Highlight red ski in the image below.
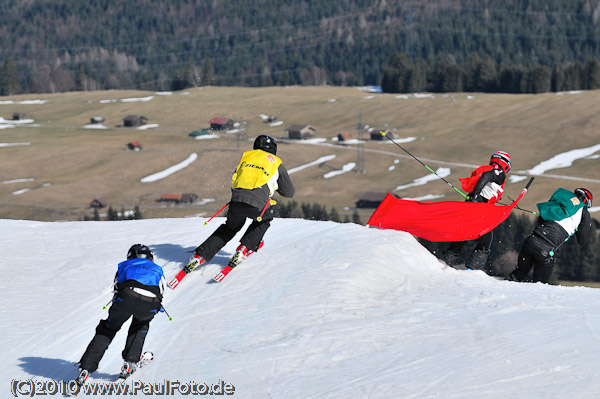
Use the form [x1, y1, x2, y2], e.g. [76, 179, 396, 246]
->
[167, 255, 205, 289]
[213, 242, 263, 283]
[213, 265, 234, 283]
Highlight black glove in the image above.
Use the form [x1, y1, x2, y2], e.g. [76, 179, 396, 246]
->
[468, 193, 481, 202]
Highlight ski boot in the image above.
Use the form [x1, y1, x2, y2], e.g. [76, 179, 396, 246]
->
[184, 254, 206, 273]
[505, 272, 519, 281]
[119, 361, 137, 379]
[439, 248, 461, 267]
[228, 241, 264, 268]
[228, 245, 249, 268]
[75, 368, 89, 387]
[465, 248, 490, 270]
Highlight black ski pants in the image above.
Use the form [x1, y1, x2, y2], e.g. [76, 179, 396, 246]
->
[510, 236, 555, 283]
[196, 201, 272, 261]
[79, 288, 161, 372]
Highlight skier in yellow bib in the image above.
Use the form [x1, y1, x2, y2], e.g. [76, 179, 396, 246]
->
[190, 134, 295, 270]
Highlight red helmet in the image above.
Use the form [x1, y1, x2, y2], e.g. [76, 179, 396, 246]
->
[490, 151, 511, 173]
[574, 188, 593, 208]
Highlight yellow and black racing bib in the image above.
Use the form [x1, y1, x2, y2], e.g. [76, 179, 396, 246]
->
[232, 150, 282, 190]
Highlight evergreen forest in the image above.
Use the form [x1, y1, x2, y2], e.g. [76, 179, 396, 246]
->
[2, 0, 600, 94]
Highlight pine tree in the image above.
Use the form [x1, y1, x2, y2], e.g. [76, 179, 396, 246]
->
[551, 65, 566, 92]
[381, 53, 412, 93]
[584, 59, 600, 90]
[107, 206, 119, 221]
[201, 58, 215, 86]
[171, 66, 194, 91]
[311, 203, 328, 221]
[329, 207, 341, 222]
[352, 210, 362, 225]
[527, 65, 551, 93]
[432, 55, 464, 92]
[562, 62, 582, 91]
[477, 56, 498, 92]
[301, 202, 312, 220]
[580, 226, 598, 281]
[0, 57, 20, 95]
[498, 66, 528, 93]
[132, 205, 142, 220]
[75, 65, 86, 91]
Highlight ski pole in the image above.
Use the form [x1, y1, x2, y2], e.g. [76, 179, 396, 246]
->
[549, 230, 577, 257]
[257, 199, 271, 222]
[499, 178, 538, 215]
[380, 131, 468, 199]
[204, 202, 229, 225]
[161, 305, 173, 321]
[499, 200, 538, 215]
[102, 298, 113, 310]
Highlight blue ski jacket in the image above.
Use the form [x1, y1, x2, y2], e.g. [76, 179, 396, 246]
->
[115, 258, 165, 298]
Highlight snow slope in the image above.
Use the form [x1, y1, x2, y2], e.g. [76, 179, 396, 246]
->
[2, 218, 600, 398]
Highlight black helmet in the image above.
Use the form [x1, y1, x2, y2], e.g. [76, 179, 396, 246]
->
[253, 134, 277, 155]
[127, 244, 154, 261]
[574, 188, 593, 208]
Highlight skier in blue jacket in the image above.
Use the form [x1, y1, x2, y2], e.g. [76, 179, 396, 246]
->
[77, 244, 165, 384]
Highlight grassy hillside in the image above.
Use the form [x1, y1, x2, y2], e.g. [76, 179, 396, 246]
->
[0, 86, 599, 222]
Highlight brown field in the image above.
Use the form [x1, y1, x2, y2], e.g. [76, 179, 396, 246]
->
[0, 86, 599, 222]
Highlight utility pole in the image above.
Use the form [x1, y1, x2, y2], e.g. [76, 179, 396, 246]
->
[356, 111, 365, 173]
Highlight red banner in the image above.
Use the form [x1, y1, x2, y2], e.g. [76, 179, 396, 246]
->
[367, 191, 527, 242]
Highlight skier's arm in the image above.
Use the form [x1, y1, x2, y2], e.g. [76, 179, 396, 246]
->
[158, 274, 166, 297]
[575, 208, 592, 245]
[470, 168, 505, 201]
[113, 271, 119, 292]
[276, 164, 295, 198]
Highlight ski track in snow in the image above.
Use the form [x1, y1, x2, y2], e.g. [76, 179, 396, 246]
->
[3, 218, 600, 398]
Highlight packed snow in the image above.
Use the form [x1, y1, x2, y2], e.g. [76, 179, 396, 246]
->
[323, 162, 356, 179]
[140, 153, 198, 183]
[0, 117, 35, 125]
[524, 144, 600, 175]
[2, 178, 35, 184]
[136, 123, 159, 130]
[11, 188, 30, 195]
[0, 99, 47, 105]
[2, 217, 600, 399]
[395, 93, 436, 100]
[193, 134, 220, 140]
[83, 124, 108, 130]
[0, 142, 31, 147]
[287, 155, 337, 174]
[100, 96, 155, 104]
